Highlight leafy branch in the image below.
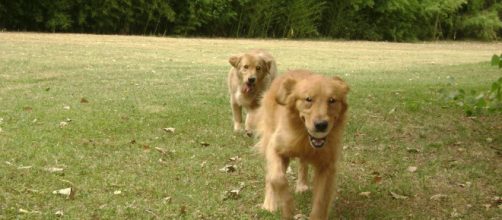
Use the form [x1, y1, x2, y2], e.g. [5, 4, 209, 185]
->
[440, 54, 502, 116]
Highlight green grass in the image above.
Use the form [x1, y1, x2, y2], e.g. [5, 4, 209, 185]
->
[1, 33, 501, 219]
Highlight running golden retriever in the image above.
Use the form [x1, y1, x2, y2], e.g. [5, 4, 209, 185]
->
[256, 69, 349, 219]
[227, 49, 277, 135]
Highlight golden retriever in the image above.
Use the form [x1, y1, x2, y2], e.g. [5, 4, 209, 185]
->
[256, 69, 349, 219]
[228, 49, 277, 135]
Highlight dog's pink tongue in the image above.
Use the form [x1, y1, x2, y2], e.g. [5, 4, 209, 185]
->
[242, 84, 251, 94]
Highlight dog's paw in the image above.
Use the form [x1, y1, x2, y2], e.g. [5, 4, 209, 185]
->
[295, 184, 309, 193]
[262, 198, 278, 212]
[233, 123, 243, 133]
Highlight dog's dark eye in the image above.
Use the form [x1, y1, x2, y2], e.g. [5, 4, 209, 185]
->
[243, 65, 249, 69]
[256, 66, 261, 71]
[305, 97, 313, 102]
[329, 98, 336, 104]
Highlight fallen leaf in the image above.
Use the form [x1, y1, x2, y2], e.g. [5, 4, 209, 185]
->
[390, 191, 408, 200]
[113, 190, 122, 195]
[53, 188, 72, 196]
[200, 161, 207, 168]
[407, 166, 418, 173]
[179, 205, 187, 215]
[130, 140, 136, 144]
[59, 121, 68, 128]
[52, 187, 76, 199]
[373, 175, 383, 184]
[163, 196, 172, 204]
[44, 167, 64, 174]
[80, 98, 89, 103]
[19, 208, 30, 214]
[63, 105, 70, 110]
[155, 147, 167, 154]
[27, 189, 39, 193]
[238, 182, 246, 189]
[430, 194, 447, 201]
[450, 208, 461, 218]
[219, 164, 237, 173]
[23, 106, 32, 112]
[229, 156, 241, 162]
[483, 204, 492, 210]
[388, 107, 396, 114]
[406, 147, 421, 153]
[145, 209, 159, 218]
[55, 210, 64, 217]
[359, 191, 371, 197]
[222, 189, 241, 200]
[294, 214, 308, 220]
[458, 181, 472, 188]
[158, 158, 167, 164]
[17, 165, 32, 170]
[200, 142, 210, 147]
[486, 138, 493, 143]
[492, 196, 502, 204]
[162, 127, 175, 133]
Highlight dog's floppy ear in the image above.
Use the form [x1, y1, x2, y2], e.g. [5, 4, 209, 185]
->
[333, 76, 350, 114]
[264, 60, 273, 74]
[275, 77, 296, 105]
[333, 76, 350, 95]
[259, 55, 273, 73]
[229, 54, 242, 68]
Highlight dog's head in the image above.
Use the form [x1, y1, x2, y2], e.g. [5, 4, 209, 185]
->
[229, 53, 273, 94]
[276, 73, 349, 149]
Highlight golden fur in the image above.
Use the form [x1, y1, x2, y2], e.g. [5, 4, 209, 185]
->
[227, 49, 277, 135]
[256, 70, 349, 219]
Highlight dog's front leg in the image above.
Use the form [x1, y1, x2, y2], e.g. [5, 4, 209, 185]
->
[295, 159, 309, 193]
[310, 165, 336, 220]
[230, 100, 243, 132]
[244, 109, 258, 136]
[263, 150, 293, 219]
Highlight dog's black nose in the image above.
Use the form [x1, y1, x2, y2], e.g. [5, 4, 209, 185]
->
[314, 120, 328, 132]
[248, 77, 256, 84]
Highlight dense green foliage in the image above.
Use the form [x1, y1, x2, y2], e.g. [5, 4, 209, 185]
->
[1, 0, 502, 41]
[440, 55, 502, 115]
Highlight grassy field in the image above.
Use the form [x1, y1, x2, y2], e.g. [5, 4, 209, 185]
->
[0, 33, 501, 219]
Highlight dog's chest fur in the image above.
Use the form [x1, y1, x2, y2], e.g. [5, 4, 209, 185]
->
[234, 88, 258, 107]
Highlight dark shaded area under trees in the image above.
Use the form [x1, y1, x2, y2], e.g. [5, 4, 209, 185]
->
[0, 0, 501, 41]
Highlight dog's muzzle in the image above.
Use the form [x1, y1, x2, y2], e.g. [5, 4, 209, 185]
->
[309, 134, 326, 148]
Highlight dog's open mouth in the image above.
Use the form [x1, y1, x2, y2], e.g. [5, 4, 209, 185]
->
[309, 135, 326, 149]
[242, 83, 254, 94]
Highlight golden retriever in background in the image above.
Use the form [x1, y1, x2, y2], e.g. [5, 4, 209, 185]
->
[228, 49, 277, 135]
[256, 69, 349, 219]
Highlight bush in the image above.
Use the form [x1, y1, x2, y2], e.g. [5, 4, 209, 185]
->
[440, 55, 502, 116]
